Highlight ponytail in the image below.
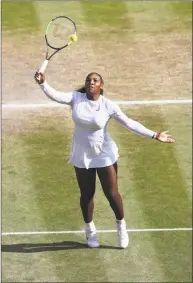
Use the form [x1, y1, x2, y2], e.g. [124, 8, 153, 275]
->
[76, 86, 86, 93]
[76, 86, 104, 95]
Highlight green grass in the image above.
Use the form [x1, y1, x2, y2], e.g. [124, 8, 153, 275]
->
[124, 1, 192, 35]
[2, 1, 40, 33]
[170, 1, 192, 15]
[113, 105, 192, 229]
[2, 104, 192, 282]
[2, 1, 192, 35]
[81, 1, 132, 29]
[81, 1, 192, 33]
[2, 232, 192, 282]
[2, 1, 192, 281]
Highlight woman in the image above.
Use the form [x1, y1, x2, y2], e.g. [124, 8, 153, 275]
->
[34, 71, 175, 249]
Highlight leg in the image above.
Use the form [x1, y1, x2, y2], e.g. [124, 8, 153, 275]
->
[97, 162, 129, 248]
[74, 167, 96, 223]
[74, 166, 99, 248]
[97, 162, 124, 220]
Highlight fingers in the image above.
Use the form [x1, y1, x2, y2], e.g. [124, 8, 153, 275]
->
[160, 130, 168, 136]
[167, 138, 175, 143]
[160, 137, 175, 143]
[34, 70, 45, 84]
[34, 70, 42, 76]
[34, 72, 39, 79]
[34, 72, 40, 81]
[161, 130, 175, 142]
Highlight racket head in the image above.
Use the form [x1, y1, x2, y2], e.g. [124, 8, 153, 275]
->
[45, 15, 77, 50]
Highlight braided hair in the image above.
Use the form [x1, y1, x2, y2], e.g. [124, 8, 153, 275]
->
[76, 72, 104, 95]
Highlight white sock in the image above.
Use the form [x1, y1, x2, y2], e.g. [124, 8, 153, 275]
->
[85, 221, 96, 233]
[116, 218, 126, 225]
[116, 218, 126, 229]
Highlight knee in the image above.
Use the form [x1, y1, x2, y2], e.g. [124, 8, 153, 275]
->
[106, 191, 120, 203]
[80, 194, 94, 204]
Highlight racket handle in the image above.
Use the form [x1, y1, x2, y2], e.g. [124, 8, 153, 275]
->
[39, 59, 49, 73]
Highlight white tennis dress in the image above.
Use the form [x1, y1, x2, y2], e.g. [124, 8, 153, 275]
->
[40, 82, 156, 169]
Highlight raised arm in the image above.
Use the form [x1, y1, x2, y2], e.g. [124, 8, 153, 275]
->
[34, 71, 74, 105]
[110, 103, 175, 143]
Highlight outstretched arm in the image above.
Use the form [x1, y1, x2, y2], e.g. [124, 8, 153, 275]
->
[34, 71, 74, 105]
[111, 104, 175, 143]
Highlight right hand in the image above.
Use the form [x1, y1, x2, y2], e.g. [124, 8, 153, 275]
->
[34, 71, 45, 84]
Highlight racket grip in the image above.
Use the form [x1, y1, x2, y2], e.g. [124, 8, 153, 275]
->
[39, 59, 49, 73]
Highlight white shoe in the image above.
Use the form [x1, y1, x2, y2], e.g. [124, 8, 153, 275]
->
[116, 219, 129, 249]
[85, 221, 100, 248]
[86, 231, 100, 248]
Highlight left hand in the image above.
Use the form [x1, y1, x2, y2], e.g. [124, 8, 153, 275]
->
[155, 131, 175, 143]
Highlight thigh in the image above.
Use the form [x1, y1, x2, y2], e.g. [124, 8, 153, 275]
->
[74, 167, 96, 196]
[97, 163, 118, 196]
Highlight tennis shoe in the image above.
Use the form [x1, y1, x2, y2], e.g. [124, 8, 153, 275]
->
[86, 231, 100, 248]
[116, 220, 129, 249]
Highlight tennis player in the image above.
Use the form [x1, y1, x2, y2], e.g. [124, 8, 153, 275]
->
[34, 71, 175, 248]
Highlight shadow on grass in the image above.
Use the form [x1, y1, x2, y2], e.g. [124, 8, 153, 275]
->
[2, 241, 120, 253]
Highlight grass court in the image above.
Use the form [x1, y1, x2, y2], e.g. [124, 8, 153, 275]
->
[2, 1, 192, 282]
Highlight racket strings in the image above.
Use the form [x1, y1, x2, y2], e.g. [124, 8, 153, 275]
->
[46, 18, 76, 49]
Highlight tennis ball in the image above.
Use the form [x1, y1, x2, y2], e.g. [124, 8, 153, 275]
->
[70, 34, 77, 42]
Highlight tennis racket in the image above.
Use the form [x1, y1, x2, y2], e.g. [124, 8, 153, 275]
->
[38, 15, 77, 74]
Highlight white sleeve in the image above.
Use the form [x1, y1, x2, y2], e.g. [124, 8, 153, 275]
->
[40, 81, 74, 105]
[110, 103, 156, 138]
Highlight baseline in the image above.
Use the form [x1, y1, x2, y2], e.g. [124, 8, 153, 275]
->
[2, 227, 192, 236]
[2, 99, 192, 109]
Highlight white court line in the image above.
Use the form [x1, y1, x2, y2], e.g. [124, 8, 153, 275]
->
[2, 99, 192, 109]
[2, 227, 192, 236]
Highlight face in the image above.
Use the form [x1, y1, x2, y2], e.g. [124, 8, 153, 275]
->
[85, 73, 103, 98]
